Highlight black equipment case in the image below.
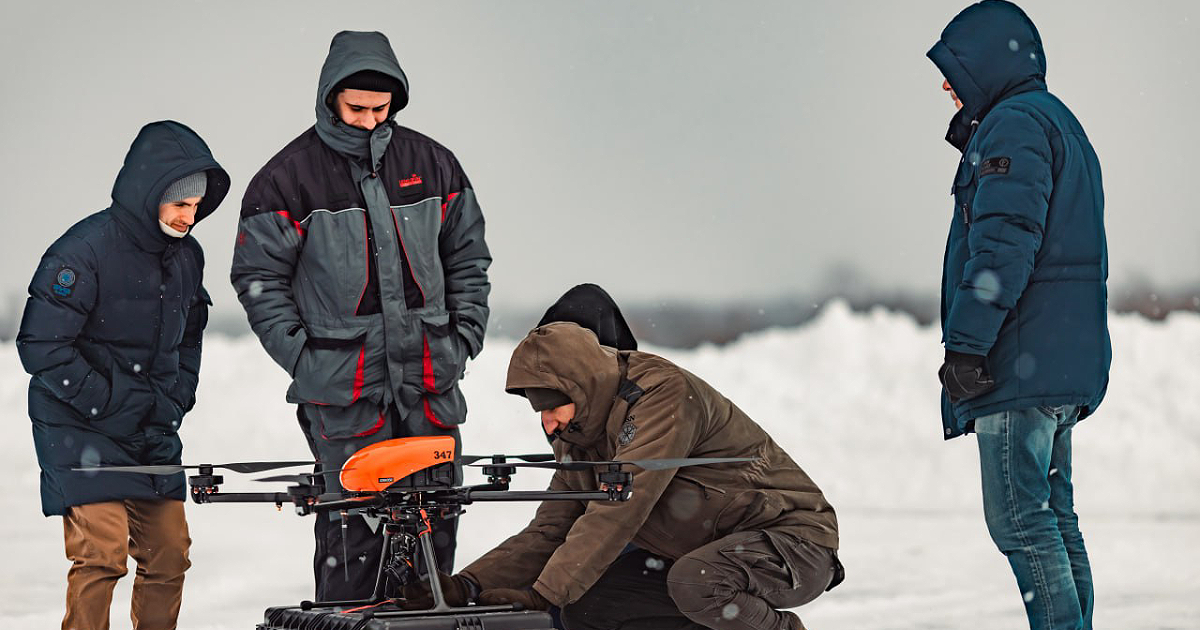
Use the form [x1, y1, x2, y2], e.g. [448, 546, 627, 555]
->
[258, 605, 556, 630]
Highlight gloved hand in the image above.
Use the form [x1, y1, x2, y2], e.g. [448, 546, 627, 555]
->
[477, 587, 552, 611]
[399, 572, 477, 610]
[938, 350, 996, 402]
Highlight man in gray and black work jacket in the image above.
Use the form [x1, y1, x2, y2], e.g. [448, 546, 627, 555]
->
[231, 30, 491, 601]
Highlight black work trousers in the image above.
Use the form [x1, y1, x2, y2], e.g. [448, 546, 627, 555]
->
[299, 402, 461, 602]
[561, 531, 841, 630]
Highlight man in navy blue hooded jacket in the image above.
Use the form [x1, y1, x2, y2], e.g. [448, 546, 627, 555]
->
[16, 121, 229, 630]
[928, 3, 1109, 629]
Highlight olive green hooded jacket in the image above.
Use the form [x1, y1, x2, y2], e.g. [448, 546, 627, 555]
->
[461, 322, 837, 606]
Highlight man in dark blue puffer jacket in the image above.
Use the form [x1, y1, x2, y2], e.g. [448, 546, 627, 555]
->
[16, 120, 229, 630]
[928, 3, 1109, 629]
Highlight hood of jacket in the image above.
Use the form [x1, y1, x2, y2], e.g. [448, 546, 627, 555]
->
[537, 283, 638, 351]
[109, 120, 230, 253]
[927, 0, 1047, 149]
[315, 30, 410, 164]
[505, 322, 621, 449]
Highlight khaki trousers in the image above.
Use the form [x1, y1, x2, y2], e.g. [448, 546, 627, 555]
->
[61, 499, 191, 630]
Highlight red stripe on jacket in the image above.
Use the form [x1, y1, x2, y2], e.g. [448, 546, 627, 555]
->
[441, 192, 460, 224]
[275, 210, 305, 238]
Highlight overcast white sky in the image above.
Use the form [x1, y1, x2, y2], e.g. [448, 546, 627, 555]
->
[1, 0, 1196, 319]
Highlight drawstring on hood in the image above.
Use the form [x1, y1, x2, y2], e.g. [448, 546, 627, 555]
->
[109, 121, 229, 254]
[315, 31, 410, 167]
[927, 0, 1047, 150]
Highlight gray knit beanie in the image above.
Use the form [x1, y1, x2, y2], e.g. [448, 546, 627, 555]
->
[160, 172, 207, 205]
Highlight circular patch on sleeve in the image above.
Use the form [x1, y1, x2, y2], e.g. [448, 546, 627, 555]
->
[56, 268, 77, 287]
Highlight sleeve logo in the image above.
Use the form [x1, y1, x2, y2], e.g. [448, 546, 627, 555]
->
[980, 156, 1011, 177]
[53, 267, 76, 297]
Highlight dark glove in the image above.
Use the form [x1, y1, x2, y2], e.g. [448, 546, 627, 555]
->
[938, 350, 996, 402]
[399, 572, 477, 610]
[477, 587, 551, 611]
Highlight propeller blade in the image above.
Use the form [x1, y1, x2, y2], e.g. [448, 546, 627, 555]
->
[459, 453, 555, 465]
[73, 460, 316, 475]
[219, 461, 316, 474]
[466, 457, 757, 472]
[254, 466, 351, 483]
[466, 461, 592, 471]
[73, 464, 191, 475]
[622, 457, 758, 471]
[254, 474, 317, 484]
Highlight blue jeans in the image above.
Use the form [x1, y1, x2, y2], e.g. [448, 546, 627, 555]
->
[975, 405, 1093, 630]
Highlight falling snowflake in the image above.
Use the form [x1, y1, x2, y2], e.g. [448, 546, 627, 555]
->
[1008, 39, 1020, 52]
[1015, 353, 1037, 380]
[80, 445, 101, 470]
[972, 270, 1002, 304]
[133, 364, 142, 373]
[722, 604, 740, 620]
[1023, 590, 1035, 603]
[248, 280, 265, 299]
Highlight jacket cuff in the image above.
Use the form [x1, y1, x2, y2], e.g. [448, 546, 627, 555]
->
[269, 325, 308, 376]
[532, 579, 567, 608]
[944, 349, 986, 368]
[944, 291, 1007, 356]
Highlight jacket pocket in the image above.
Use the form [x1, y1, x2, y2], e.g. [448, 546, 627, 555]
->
[418, 387, 468, 429]
[953, 159, 977, 228]
[93, 360, 153, 438]
[714, 490, 788, 538]
[419, 312, 466, 394]
[304, 400, 386, 440]
[288, 323, 370, 407]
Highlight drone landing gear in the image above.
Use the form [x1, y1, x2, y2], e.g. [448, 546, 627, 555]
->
[301, 508, 518, 619]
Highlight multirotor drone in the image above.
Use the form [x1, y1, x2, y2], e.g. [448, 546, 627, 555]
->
[79, 436, 752, 628]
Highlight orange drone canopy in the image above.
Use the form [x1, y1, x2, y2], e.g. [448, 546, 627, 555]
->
[340, 436, 457, 492]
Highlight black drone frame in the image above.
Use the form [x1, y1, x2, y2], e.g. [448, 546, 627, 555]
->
[188, 456, 637, 619]
[77, 453, 754, 620]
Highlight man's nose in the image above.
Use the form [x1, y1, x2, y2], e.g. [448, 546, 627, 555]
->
[541, 413, 556, 435]
[360, 115, 376, 131]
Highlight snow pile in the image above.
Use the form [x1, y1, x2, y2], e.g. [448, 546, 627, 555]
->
[1, 301, 1197, 628]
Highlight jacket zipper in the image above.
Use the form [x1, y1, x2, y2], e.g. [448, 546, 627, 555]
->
[959, 119, 981, 230]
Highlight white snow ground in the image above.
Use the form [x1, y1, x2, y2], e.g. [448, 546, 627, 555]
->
[0, 301, 1196, 629]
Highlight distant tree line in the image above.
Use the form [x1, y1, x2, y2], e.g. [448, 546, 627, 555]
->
[1, 284, 1197, 349]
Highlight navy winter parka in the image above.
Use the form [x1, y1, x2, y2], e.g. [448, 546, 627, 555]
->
[928, 1, 1110, 439]
[16, 121, 229, 515]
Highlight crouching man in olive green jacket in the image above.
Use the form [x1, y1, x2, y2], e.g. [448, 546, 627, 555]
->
[416, 322, 843, 630]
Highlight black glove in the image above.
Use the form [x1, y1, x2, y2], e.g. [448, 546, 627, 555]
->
[477, 587, 551, 611]
[399, 572, 477, 610]
[938, 350, 996, 402]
